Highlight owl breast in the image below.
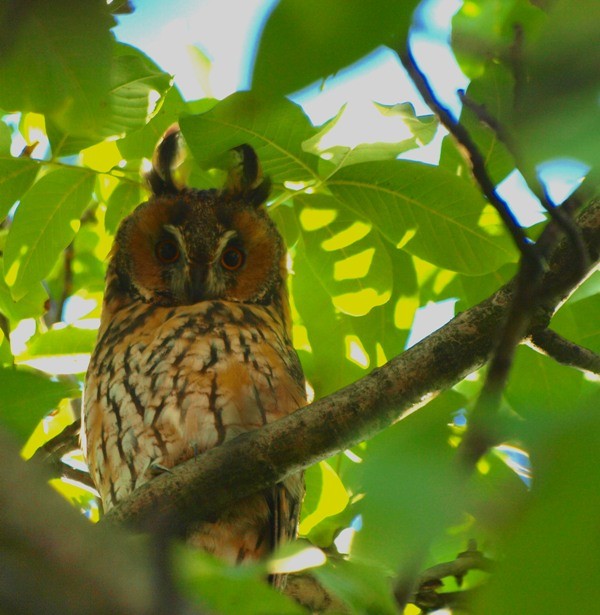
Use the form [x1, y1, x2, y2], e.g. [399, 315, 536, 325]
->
[83, 299, 305, 562]
[84, 299, 304, 507]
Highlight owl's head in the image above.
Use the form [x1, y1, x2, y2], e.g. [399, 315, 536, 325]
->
[106, 130, 286, 310]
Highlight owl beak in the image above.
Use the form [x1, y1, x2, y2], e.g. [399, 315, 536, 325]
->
[188, 267, 208, 303]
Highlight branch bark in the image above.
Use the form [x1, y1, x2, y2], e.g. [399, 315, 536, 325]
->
[528, 329, 600, 374]
[104, 198, 600, 532]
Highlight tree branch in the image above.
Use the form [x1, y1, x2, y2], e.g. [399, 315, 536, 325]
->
[104, 198, 600, 533]
[528, 329, 600, 374]
[29, 419, 96, 490]
[407, 541, 494, 612]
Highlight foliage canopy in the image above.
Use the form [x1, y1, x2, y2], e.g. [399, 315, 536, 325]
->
[0, 0, 598, 613]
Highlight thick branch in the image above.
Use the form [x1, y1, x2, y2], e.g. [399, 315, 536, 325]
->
[105, 198, 600, 531]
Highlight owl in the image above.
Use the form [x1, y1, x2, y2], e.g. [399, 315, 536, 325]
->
[82, 129, 306, 584]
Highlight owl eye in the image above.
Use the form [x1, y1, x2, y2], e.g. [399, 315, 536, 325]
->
[155, 239, 180, 264]
[220, 245, 245, 271]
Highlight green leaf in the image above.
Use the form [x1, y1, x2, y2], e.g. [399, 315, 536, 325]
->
[292, 233, 413, 397]
[350, 391, 464, 571]
[452, 0, 544, 78]
[328, 160, 517, 274]
[179, 92, 319, 184]
[22, 325, 97, 359]
[4, 167, 95, 299]
[551, 294, 600, 354]
[101, 44, 173, 138]
[176, 547, 305, 615]
[514, 0, 600, 168]
[314, 558, 398, 615]
[0, 156, 39, 221]
[252, 0, 420, 96]
[504, 346, 584, 421]
[477, 398, 600, 613]
[0, 0, 114, 135]
[438, 263, 516, 311]
[116, 85, 186, 160]
[105, 181, 143, 235]
[0, 274, 47, 322]
[0, 330, 12, 365]
[0, 119, 12, 153]
[0, 366, 79, 441]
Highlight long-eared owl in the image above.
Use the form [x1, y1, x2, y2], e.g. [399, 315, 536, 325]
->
[82, 128, 306, 577]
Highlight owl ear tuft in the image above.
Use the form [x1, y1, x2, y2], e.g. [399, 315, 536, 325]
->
[223, 144, 271, 207]
[146, 125, 182, 196]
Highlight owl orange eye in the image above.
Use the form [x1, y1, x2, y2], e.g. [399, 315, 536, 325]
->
[155, 239, 180, 264]
[220, 246, 245, 271]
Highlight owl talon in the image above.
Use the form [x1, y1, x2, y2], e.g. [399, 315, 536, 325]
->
[149, 462, 173, 475]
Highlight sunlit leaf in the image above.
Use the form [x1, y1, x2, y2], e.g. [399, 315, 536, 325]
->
[300, 461, 349, 535]
[22, 325, 97, 358]
[0, 274, 47, 322]
[293, 234, 414, 397]
[328, 160, 517, 274]
[437, 263, 516, 311]
[4, 167, 95, 299]
[295, 193, 393, 316]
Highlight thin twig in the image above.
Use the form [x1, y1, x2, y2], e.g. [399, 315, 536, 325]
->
[416, 541, 494, 589]
[459, 90, 591, 275]
[408, 541, 494, 612]
[398, 45, 536, 263]
[528, 329, 600, 375]
[30, 420, 80, 464]
[28, 420, 95, 489]
[57, 242, 75, 322]
[457, 184, 598, 470]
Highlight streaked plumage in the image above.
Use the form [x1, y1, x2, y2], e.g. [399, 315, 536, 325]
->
[82, 132, 305, 579]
